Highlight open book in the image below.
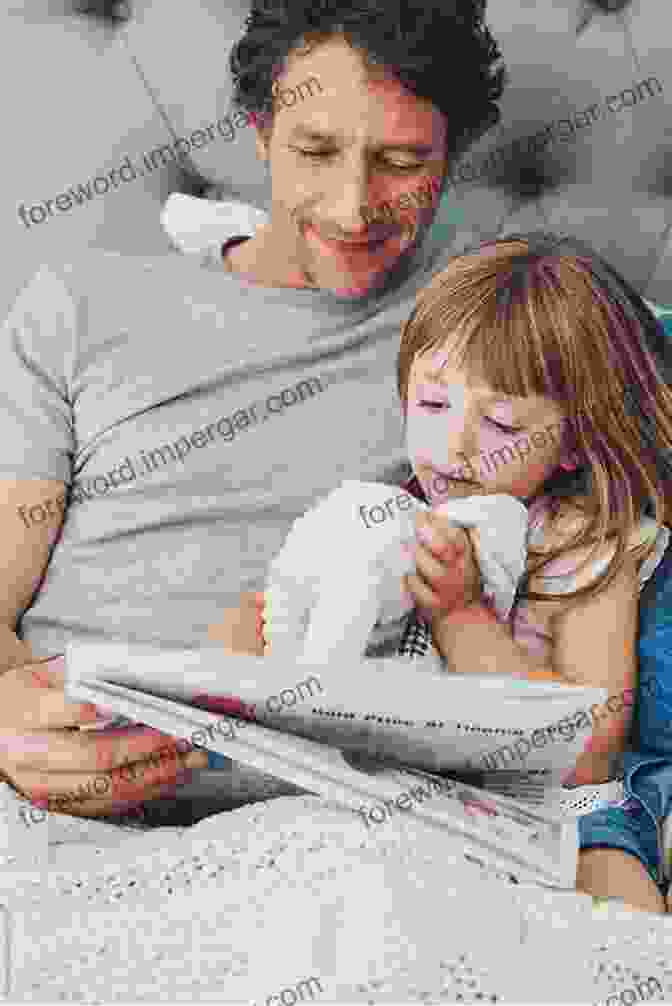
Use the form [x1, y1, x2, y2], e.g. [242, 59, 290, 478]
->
[65, 640, 608, 888]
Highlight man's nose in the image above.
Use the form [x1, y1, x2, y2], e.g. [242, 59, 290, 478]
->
[319, 160, 374, 235]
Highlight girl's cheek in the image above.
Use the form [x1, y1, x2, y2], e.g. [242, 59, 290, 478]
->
[430, 350, 451, 370]
[405, 398, 466, 471]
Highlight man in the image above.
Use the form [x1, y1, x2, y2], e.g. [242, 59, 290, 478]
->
[0, 0, 505, 820]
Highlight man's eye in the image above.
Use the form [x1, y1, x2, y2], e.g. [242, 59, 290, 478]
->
[292, 148, 332, 160]
[292, 148, 423, 171]
[384, 161, 424, 173]
[485, 417, 523, 434]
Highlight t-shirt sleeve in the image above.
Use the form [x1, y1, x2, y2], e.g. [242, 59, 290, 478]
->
[0, 264, 78, 481]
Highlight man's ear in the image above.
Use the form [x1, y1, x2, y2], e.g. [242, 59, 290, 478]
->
[250, 108, 273, 163]
[254, 127, 271, 163]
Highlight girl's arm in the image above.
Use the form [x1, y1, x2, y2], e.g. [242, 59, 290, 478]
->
[548, 554, 639, 784]
[432, 602, 556, 677]
[207, 592, 266, 655]
[432, 555, 640, 784]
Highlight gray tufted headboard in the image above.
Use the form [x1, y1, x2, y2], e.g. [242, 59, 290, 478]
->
[3, 0, 670, 318]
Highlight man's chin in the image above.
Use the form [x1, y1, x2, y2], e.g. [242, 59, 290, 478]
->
[330, 270, 388, 299]
[323, 249, 417, 298]
[302, 226, 411, 297]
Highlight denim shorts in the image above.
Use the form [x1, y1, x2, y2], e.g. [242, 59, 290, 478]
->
[578, 753, 672, 893]
[579, 541, 672, 892]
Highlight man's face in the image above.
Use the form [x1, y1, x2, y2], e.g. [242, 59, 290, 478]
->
[255, 36, 449, 297]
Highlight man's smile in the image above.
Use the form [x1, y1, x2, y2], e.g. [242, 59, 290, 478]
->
[305, 223, 399, 256]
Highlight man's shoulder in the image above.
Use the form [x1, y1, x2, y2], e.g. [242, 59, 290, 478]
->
[65, 246, 203, 286]
[28, 246, 218, 313]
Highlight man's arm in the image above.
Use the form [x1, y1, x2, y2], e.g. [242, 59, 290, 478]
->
[0, 266, 211, 816]
[0, 478, 67, 669]
[0, 478, 209, 815]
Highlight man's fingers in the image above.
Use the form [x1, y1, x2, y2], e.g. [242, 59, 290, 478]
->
[0, 724, 176, 773]
[9, 660, 100, 729]
[51, 776, 195, 819]
[25, 771, 199, 820]
[16, 686, 98, 731]
[20, 748, 209, 813]
[92, 726, 199, 775]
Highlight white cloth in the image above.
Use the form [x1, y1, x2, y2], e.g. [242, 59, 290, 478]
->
[264, 480, 529, 667]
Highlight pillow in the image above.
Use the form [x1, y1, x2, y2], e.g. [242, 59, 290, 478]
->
[160, 193, 268, 256]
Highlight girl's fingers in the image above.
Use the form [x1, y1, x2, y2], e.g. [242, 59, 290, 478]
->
[413, 539, 458, 585]
[413, 540, 469, 612]
[568, 750, 613, 788]
[405, 572, 441, 612]
[207, 594, 265, 654]
[415, 513, 467, 557]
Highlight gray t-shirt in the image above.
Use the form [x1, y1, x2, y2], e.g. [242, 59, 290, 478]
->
[2, 236, 452, 658]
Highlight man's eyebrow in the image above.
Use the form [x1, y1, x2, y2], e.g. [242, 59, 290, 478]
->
[288, 127, 437, 158]
[289, 126, 335, 143]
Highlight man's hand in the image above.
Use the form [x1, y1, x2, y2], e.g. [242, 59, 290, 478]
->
[404, 511, 482, 623]
[0, 657, 208, 818]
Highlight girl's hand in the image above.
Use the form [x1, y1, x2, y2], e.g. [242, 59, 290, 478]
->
[207, 591, 266, 655]
[404, 512, 482, 623]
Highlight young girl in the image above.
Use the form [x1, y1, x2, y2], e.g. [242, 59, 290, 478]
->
[395, 231, 672, 913]
[247, 230, 672, 911]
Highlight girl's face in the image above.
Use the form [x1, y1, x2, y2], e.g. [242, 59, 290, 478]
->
[405, 347, 572, 504]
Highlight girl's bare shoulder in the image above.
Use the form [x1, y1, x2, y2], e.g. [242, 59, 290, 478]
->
[526, 496, 622, 596]
[529, 496, 594, 556]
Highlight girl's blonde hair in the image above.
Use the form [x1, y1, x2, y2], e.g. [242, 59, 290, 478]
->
[397, 231, 672, 607]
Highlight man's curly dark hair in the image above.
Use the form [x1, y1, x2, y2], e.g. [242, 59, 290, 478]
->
[229, 0, 507, 164]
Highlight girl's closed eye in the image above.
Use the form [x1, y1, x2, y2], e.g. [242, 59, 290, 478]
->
[415, 383, 455, 410]
[415, 391, 524, 434]
[485, 417, 524, 435]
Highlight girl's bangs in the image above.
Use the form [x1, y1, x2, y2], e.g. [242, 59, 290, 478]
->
[413, 272, 567, 404]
